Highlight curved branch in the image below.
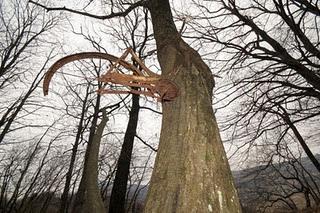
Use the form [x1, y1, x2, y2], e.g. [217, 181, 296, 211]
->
[135, 134, 157, 152]
[29, 0, 147, 20]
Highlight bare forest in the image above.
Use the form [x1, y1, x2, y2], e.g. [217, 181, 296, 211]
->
[0, 0, 319, 212]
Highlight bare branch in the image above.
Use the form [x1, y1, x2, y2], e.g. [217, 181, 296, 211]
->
[29, 0, 147, 20]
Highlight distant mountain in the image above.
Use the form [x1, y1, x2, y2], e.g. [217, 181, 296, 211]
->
[232, 154, 320, 212]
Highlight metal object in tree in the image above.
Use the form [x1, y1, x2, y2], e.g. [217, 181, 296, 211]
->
[43, 48, 179, 101]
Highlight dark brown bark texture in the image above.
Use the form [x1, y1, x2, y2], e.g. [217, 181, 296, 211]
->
[72, 95, 106, 213]
[108, 93, 140, 213]
[144, 0, 242, 212]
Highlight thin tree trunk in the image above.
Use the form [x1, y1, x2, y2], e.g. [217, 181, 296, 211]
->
[0, 71, 43, 144]
[282, 113, 320, 173]
[72, 95, 106, 213]
[273, 104, 320, 174]
[144, 1, 242, 212]
[60, 88, 90, 213]
[108, 94, 140, 213]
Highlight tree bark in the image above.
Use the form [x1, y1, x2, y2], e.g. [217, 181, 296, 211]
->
[72, 95, 106, 213]
[144, 1, 242, 212]
[108, 94, 140, 213]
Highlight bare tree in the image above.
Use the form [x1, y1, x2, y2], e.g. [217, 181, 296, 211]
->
[0, 123, 68, 213]
[65, 61, 120, 212]
[106, 7, 155, 213]
[30, 0, 242, 212]
[72, 103, 108, 213]
[240, 139, 320, 212]
[0, 0, 57, 89]
[0, 0, 58, 144]
[188, 0, 320, 174]
[59, 86, 91, 213]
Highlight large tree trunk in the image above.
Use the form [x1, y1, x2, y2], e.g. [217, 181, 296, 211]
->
[144, 1, 242, 212]
[72, 95, 106, 213]
[108, 94, 140, 213]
